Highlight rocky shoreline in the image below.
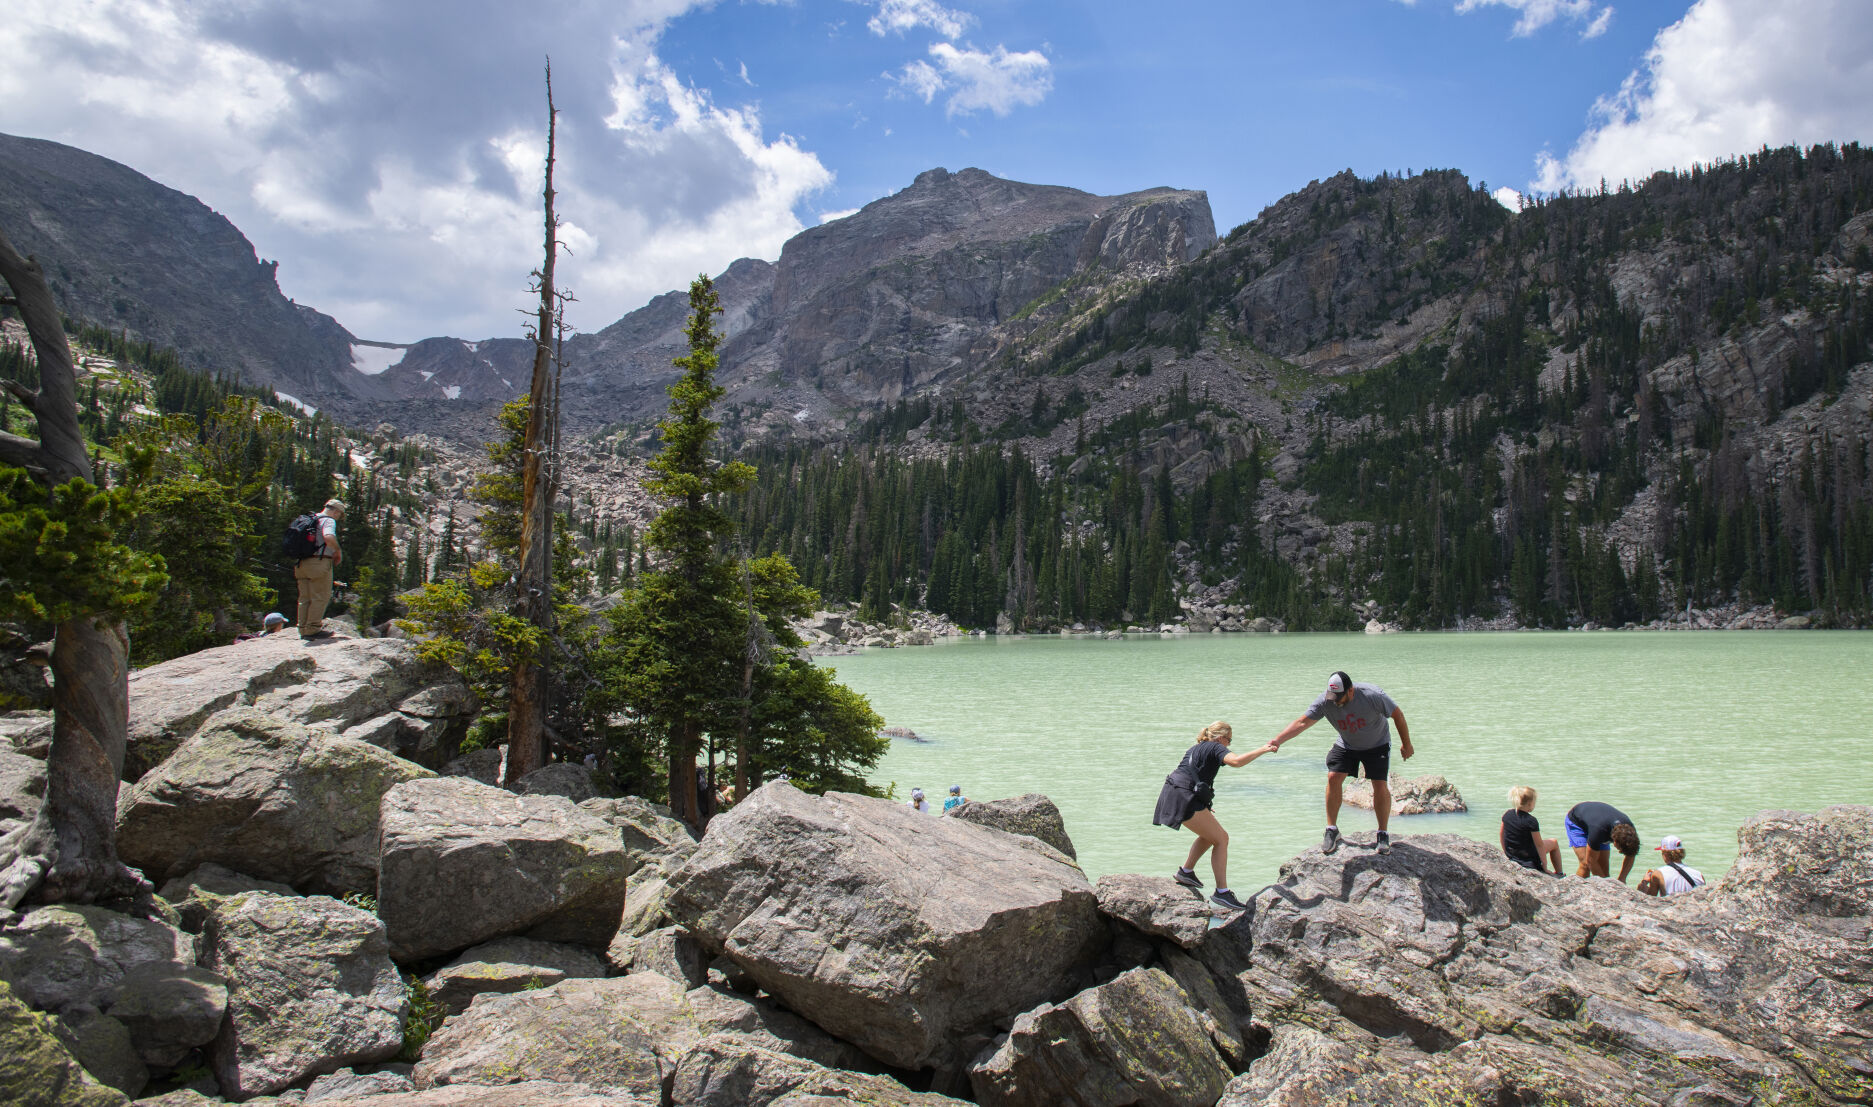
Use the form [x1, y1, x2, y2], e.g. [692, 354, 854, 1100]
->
[2, 636, 1869, 1106]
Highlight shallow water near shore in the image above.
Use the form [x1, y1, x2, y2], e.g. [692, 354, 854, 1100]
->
[823, 631, 1873, 890]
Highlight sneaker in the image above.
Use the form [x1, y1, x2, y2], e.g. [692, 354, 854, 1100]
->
[1375, 831, 1392, 855]
[1210, 889, 1248, 912]
[1322, 826, 1342, 855]
[1172, 868, 1204, 890]
[300, 629, 334, 640]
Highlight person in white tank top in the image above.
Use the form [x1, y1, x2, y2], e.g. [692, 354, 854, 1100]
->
[1637, 835, 1706, 896]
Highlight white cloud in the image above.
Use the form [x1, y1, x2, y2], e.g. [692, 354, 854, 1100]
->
[0, 0, 832, 341]
[819, 207, 861, 223]
[1531, 0, 1873, 194]
[1493, 186, 1525, 210]
[1446, 0, 1614, 37]
[866, 0, 971, 40]
[895, 43, 1052, 117]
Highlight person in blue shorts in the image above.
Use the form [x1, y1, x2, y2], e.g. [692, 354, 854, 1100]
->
[1564, 800, 1640, 881]
[1153, 721, 1276, 912]
[1269, 671, 1414, 855]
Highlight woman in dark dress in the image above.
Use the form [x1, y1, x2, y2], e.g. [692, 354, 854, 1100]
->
[1153, 721, 1275, 911]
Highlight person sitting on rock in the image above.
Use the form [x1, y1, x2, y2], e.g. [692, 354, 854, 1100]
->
[235, 612, 289, 642]
[1637, 835, 1706, 896]
[1268, 670, 1414, 855]
[907, 788, 930, 814]
[943, 784, 967, 813]
[1500, 785, 1564, 875]
[1564, 800, 1641, 881]
[1153, 721, 1277, 912]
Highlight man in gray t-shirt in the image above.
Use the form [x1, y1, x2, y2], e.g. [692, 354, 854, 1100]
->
[1270, 670, 1414, 855]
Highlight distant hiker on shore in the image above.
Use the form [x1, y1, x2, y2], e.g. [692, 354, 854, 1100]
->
[908, 788, 930, 814]
[1637, 835, 1706, 896]
[943, 784, 967, 812]
[1154, 721, 1276, 912]
[1500, 786, 1564, 875]
[1269, 670, 1413, 856]
[288, 498, 345, 640]
[1564, 800, 1641, 881]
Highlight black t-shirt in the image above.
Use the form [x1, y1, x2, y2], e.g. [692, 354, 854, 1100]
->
[1567, 801, 1632, 850]
[1170, 741, 1227, 792]
[1501, 808, 1544, 870]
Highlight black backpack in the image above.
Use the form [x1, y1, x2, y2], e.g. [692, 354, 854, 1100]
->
[280, 513, 325, 561]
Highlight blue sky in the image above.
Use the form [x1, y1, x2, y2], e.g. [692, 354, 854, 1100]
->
[3, 0, 1871, 342]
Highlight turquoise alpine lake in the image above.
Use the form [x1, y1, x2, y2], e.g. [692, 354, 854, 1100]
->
[823, 631, 1873, 889]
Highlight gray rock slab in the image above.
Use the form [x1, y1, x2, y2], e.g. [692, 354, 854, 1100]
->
[969, 967, 1232, 1107]
[423, 937, 606, 1018]
[283, 1084, 653, 1106]
[118, 708, 435, 897]
[157, 863, 299, 931]
[125, 633, 475, 780]
[1093, 873, 1211, 948]
[103, 961, 228, 1068]
[517, 763, 596, 802]
[0, 904, 194, 1014]
[577, 795, 697, 878]
[204, 892, 406, 1098]
[0, 744, 46, 822]
[377, 778, 630, 962]
[0, 980, 130, 1107]
[628, 926, 705, 990]
[670, 1034, 966, 1107]
[943, 793, 1076, 858]
[665, 782, 1106, 1070]
[55, 1011, 147, 1099]
[304, 1068, 416, 1102]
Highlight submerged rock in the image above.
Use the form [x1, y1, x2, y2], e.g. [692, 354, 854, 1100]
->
[665, 782, 1106, 1071]
[1341, 772, 1466, 814]
[124, 633, 474, 780]
[942, 792, 1078, 859]
[1217, 806, 1873, 1105]
[376, 777, 630, 962]
[117, 707, 435, 897]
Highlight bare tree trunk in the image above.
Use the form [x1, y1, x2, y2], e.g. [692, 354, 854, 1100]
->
[668, 723, 701, 828]
[505, 63, 560, 788]
[0, 222, 148, 910]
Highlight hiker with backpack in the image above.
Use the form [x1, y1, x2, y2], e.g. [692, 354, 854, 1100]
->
[286, 499, 346, 640]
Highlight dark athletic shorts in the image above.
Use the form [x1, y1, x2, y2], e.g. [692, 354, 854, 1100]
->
[1326, 743, 1390, 780]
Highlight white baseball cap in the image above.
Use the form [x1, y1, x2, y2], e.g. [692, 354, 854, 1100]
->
[1655, 835, 1684, 851]
[1326, 671, 1350, 694]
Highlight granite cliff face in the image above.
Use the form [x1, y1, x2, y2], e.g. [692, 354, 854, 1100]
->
[547, 167, 1214, 435]
[0, 133, 363, 400]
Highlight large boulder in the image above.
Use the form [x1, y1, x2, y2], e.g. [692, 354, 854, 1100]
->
[203, 891, 406, 1098]
[1342, 773, 1466, 814]
[1216, 807, 1873, 1105]
[577, 795, 698, 878]
[412, 973, 854, 1095]
[283, 1085, 654, 1106]
[0, 905, 194, 1014]
[52, 1011, 145, 1098]
[0, 745, 46, 829]
[664, 783, 1107, 1071]
[377, 778, 630, 961]
[0, 980, 129, 1107]
[422, 937, 608, 1018]
[1093, 873, 1211, 949]
[670, 1035, 966, 1107]
[969, 967, 1234, 1107]
[102, 960, 227, 1068]
[943, 793, 1077, 859]
[517, 763, 597, 802]
[156, 863, 299, 931]
[124, 633, 475, 779]
[117, 708, 435, 897]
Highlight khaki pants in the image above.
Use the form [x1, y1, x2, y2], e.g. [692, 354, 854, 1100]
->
[294, 556, 334, 634]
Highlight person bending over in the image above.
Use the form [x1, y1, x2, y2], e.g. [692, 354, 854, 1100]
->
[1500, 785, 1564, 875]
[1564, 800, 1640, 881]
[1637, 835, 1706, 896]
[1153, 721, 1275, 912]
[1269, 671, 1413, 855]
